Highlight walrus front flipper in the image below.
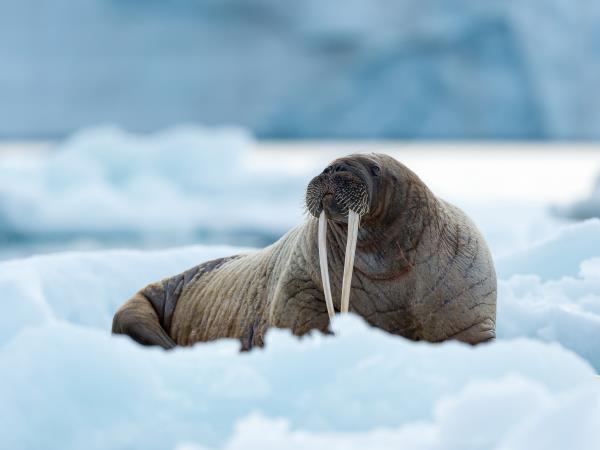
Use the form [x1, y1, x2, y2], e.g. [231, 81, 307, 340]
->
[112, 291, 176, 349]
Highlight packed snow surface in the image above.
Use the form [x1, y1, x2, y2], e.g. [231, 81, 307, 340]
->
[1, 219, 600, 450]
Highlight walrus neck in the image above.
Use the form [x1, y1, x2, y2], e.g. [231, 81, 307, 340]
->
[331, 178, 441, 280]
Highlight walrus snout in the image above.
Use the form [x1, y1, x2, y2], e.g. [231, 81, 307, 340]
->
[305, 171, 370, 219]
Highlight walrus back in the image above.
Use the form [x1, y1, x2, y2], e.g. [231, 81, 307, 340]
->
[112, 255, 239, 349]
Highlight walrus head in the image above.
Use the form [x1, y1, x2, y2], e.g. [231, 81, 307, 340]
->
[305, 154, 396, 321]
[305, 156, 376, 221]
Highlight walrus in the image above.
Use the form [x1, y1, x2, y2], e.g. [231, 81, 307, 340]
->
[112, 153, 497, 349]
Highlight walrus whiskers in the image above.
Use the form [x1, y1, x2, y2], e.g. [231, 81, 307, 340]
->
[318, 210, 335, 321]
[340, 209, 360, 313]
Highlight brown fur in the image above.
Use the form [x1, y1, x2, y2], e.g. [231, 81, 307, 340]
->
[112, 154, 496, 349]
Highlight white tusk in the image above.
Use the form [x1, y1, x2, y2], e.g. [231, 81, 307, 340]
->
[318, 211, 335, 321]
[340, 209, 360, 314]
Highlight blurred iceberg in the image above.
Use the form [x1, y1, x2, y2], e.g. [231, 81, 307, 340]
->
[1, 0, 598, 138]
[1, 216, 600, 449]
[0, 125, 577, 260]
[0, 126, 309, 258]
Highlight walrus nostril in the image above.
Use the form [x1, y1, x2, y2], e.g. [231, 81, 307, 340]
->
[321, 193, 344, 217]
[323, 163, 350, 175]
[332, 163, 349, 173]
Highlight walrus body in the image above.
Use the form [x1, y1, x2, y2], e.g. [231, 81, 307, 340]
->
[113, 154, 496, 349]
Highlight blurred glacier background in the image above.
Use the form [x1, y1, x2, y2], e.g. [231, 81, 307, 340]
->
[1, 0, 599, 139]
[2, 2, 600, 449]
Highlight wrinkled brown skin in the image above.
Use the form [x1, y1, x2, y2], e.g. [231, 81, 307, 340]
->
[112, 153, 497, 350]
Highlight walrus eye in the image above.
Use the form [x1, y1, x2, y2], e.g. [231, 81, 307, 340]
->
[323, 166, 332, 175]
[370, 165, 381, 176]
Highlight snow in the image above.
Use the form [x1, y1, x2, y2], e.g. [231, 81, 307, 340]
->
[180, 377, 600, 450]
[1, 219, 600, 449]
[1, 124, 599, 448]
[1, 1, 599, 139]
[496, 219, 600, 280]
[555, 175, 600, 221]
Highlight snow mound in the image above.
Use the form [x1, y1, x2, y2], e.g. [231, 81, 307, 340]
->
[178, 374, 600, 450]
[498, 257, 600, 371]
[554, 175, 600, 221]
[493, 220, 600, 370]
[496, 219, 600, 280]
[1, 317, 598, 450]
[1, 218, 600, 449]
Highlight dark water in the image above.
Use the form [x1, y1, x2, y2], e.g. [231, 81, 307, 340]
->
[0, 227, 282, 261]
